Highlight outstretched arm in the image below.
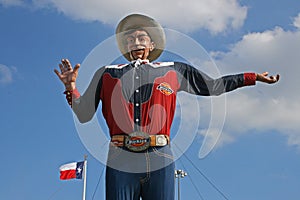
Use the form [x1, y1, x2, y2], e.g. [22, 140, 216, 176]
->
[175, 62, 280, 96]
[54, 58, 105, 123]
[54, 59, 81, 106]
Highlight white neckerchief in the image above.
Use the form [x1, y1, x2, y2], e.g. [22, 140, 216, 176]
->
[131, 59, 150, 67]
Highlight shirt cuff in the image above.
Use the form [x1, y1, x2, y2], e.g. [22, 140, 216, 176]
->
[72, 88, 81, 99]
[64, 88, 81, 107]
[244, 73, 256, 86]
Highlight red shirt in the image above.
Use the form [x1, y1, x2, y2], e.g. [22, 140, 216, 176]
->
[70, 60, 256, 137]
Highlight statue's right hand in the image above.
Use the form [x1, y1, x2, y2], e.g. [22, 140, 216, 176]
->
[54, 59, 80, 90]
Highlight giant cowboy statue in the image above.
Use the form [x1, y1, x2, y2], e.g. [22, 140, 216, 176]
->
[54, 14, 280, 200]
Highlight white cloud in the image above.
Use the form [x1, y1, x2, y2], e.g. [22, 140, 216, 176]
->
[199, 128, 235, 149]
[28, 0, 247, 33]
[209, 13, 300, 149]
[0, 64, 16, 84]
[293, 13, 300, 29]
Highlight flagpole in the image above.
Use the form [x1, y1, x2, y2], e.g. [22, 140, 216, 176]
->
[82, 155, 88, 200]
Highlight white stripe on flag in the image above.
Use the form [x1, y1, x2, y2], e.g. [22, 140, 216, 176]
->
[59, 162, 77, 171]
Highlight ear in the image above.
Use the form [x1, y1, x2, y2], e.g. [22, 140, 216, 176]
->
[150, 42, 156, 51]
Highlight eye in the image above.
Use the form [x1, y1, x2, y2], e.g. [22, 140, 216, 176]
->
[126, 37, 134, 44]
[139, 36, 150, 43]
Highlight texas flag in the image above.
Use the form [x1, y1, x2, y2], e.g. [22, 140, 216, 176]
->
[59, 161, 84, 180]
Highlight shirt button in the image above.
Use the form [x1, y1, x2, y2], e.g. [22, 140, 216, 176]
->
[135, 103, 139, 107]
[135, 89, 139, 93]
[135, 119, 139, 122]
[136, 76, 139, 79]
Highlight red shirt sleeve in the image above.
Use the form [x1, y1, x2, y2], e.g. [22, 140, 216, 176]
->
[244, 73, 256, 86]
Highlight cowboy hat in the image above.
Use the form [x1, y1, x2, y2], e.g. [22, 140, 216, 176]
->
[116, 14, 165, 62]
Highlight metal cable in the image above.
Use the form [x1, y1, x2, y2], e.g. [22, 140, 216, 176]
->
[173, 143, 230, 200]
[91, 165, 105, 200]
[178, 157, 205, 200]
[47, 186, 63, 200]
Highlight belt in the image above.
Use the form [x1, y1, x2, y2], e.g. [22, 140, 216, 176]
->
[111, 132, 170, 152]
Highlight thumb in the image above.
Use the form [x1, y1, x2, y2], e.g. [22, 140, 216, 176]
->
[74, 64, 80, 73]
[54, 69, 62, 79]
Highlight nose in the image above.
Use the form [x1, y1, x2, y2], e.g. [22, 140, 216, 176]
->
[134, 37, 141, 45]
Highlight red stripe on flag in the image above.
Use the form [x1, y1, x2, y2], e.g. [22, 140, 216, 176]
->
[60, 169, 76, 180]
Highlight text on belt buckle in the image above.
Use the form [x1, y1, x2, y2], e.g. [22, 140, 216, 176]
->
[125, 132, 150, 152]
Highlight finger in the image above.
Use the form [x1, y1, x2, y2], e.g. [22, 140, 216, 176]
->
[64, 59, 72, 70]
[59, 63, 65, 73]
[270, 76, 277, 82]
[268, 74, 280, 84]
[273, 74, 280, 82]
[61, 59, 67, 68]
[73, 64, 80, 73]
[61, 59, 71, 71]
[54, 69, 62, 79]
[262, 72, 269, 77]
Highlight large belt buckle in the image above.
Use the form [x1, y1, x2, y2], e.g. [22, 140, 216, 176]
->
[125, 131, 150, 152]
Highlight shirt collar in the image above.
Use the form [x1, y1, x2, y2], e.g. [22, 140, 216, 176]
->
[131, 59, 150, 67]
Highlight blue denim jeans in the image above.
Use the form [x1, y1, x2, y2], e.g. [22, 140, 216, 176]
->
[105, 145, 175, 200]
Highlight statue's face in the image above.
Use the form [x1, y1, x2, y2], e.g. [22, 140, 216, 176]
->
[125, 30, 155, 60]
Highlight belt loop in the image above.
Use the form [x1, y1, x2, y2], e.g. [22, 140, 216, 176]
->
[150, 135, 156, 146]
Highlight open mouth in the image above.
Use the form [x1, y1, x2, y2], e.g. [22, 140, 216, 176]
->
[130, 48, 146, 59]
[132, 48, 145, 53]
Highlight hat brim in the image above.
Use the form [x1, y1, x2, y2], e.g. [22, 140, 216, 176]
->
[116, 14, 165, 62]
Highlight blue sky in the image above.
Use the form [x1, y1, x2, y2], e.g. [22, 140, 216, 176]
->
[1, 0, 300, 200]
